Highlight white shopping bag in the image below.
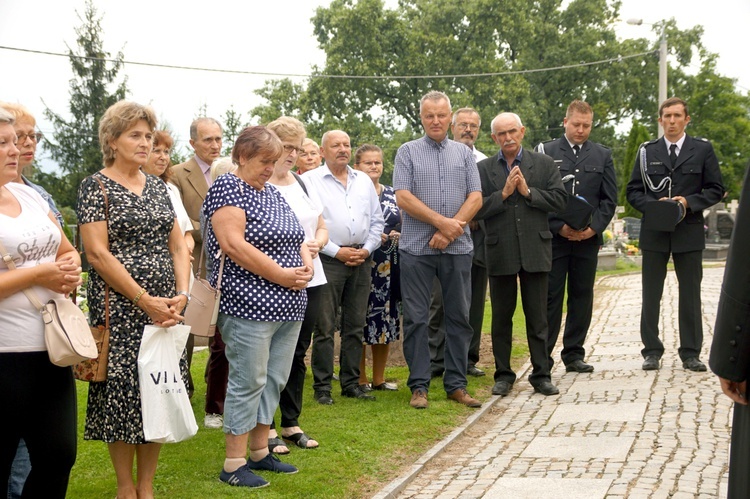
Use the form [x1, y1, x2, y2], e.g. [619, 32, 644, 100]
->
[138, 324, 198, 443]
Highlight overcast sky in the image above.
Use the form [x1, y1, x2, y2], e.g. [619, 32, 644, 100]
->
[1, 0, 747, 170]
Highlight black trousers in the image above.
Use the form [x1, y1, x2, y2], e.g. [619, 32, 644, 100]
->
[489, 271, 551, 385]
[0, 352, 77, 498]
[204, 328, 228, 415]
[276, 285, 322, 428]
[546, 241, 599, 368]
[728, 402, 750, 498]
[311, 255, 371, 392]
[640, 249, 703, 360]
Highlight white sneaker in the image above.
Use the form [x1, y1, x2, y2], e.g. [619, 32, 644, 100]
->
[204, 413, 223, 429]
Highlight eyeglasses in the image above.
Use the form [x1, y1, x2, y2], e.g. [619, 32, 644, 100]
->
[17, 132, 44, 143]
[283, 144, 303, 154]
[456, 123, 479, 131]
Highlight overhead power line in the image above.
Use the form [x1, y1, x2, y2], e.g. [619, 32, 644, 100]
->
[0, 45, 657, 80]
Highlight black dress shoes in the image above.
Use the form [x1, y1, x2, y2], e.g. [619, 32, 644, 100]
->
[565, 359, 594, 373]
[683, 357, 707, 372]
[314, 390, 334, 405]
[492, 380, 512, 396]
[533, 380, 560, 396]
[467, 366, 486, 377]
[642, 356, 660, 371]
[341, 385, 376, 401]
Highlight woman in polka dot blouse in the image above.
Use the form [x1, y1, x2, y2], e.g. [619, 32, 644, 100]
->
[203, 126, 313, 489]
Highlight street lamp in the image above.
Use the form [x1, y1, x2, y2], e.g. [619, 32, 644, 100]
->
[627, 18, 667, 137]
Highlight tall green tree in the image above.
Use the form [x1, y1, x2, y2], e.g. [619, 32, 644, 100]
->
[675, 56, 750, 198]
[221, 106, 249, 156]
[249, 0, 748, 196]
[250, 0, 686, 156]
[41, 0, 127, 210]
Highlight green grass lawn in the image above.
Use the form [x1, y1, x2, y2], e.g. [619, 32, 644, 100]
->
[67, 305, 529, 498]
[72, 272, 648, 497]
[68, 350, 501, 498]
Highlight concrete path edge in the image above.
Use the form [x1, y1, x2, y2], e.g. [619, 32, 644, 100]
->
[371, 274, 618, 499]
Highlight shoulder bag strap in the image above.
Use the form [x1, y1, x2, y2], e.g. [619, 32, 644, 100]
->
[196, 223, 208, 278]
[0, 239, 45, 311]
[89, 174, 111, 328]
[215, 252, 226, 291]
[291, 171, 308, 195]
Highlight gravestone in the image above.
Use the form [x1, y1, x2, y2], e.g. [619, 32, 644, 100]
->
[717, 212, 735, 242]
[622, 217, 641, 241]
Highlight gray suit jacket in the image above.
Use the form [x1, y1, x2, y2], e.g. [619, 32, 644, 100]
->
[475, 148, 567, 276]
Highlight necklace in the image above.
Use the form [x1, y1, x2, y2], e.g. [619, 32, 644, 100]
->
[112, 168, 143, 194]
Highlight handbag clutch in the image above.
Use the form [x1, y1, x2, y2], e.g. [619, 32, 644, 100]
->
[73, 286, 111, 383]
[42, 297, 98, 366]
[184, 249, 226, 337]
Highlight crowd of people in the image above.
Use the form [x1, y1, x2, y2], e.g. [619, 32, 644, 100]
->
[0, 91, 736, 495]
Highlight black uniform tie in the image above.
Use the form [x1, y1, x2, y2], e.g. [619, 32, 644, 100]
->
[573, 144, 580, 157]
[669, 143, 678, 168]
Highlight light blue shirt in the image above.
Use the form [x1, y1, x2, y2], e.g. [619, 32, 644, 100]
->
[301, 164, 384, 257]
[393, 136, 481, 256]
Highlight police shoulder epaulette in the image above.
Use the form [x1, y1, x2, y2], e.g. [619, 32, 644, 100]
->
[694, 137, 710, 142]
[641, 138, 660, 148]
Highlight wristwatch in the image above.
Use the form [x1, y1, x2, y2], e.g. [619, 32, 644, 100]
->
[177, 291, 191, 304]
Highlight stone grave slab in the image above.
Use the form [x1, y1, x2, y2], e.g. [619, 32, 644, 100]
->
[521, 436, 633, 460]
[548, 402, 647, 425]
[485, 477, 613, 498]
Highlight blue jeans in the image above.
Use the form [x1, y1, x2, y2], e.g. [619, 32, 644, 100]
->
[400, 251, 473, 394]
[7, 440, 29, 499]
[218, 314, 301, 435]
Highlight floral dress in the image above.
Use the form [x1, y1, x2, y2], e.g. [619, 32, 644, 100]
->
[363, 185, 401, 345]
[77, 172, 187, 444]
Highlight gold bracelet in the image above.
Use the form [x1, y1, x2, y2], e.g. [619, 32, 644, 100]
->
[132, 288, 146, 305]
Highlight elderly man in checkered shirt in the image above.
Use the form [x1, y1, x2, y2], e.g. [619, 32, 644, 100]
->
[394, 91, 483, 410]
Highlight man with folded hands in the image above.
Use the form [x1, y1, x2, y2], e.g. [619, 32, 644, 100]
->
[536, 100, 617, 374]
[474, 112, 567, 398]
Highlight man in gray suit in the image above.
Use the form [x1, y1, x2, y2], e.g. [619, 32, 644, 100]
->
[475, 112, 567, 397]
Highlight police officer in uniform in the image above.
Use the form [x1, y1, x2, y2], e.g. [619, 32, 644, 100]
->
[536, 100, 618, 373]
[627, 97, 724, 372]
